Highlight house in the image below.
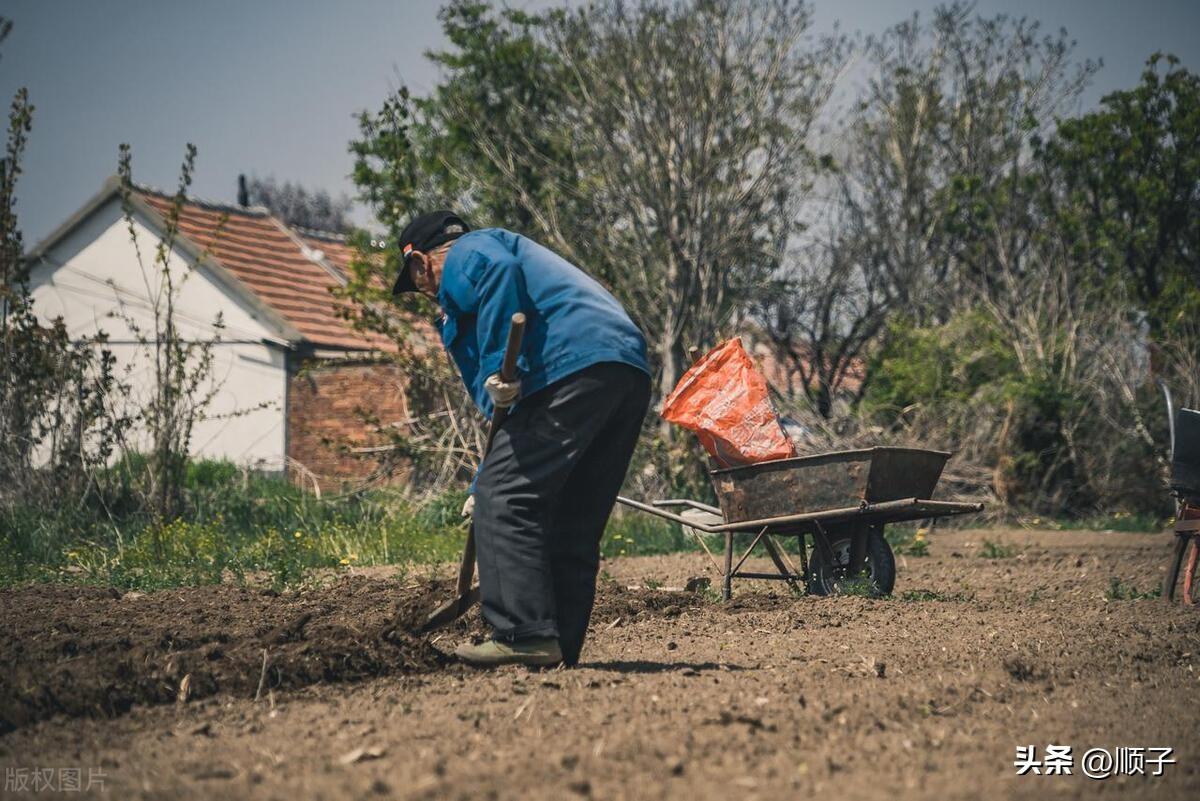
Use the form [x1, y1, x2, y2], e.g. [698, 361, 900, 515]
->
[26, 176, 422, 490]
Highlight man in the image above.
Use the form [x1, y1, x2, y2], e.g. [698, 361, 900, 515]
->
[393, 211, 651, 668]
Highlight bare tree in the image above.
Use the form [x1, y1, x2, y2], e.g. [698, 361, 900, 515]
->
[446, 0, 846, 406]
[115, 145, 225, 523]
[761, 211, 890, 418]
[1, 18, 126, 512]
[923, 3, 1096, 309]
[761, 9, 955, 418]
[245, 175, 352, 233]
[1159, 324, 1200, 412]
[762, 3, 1097, 419]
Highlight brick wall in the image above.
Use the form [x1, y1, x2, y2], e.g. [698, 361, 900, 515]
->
[286, 358, 412, 491]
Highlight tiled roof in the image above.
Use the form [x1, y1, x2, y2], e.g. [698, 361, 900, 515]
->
[297, 229, 358, 275]
[298, 227, 443, 358]
[140, 191, 395, 352]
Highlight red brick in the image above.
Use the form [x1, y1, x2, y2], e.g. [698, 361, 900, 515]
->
[286, 359, 413, 492]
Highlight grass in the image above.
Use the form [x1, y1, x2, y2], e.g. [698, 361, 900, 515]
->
[0, 458, 1174, 592]
[601, 509, 694, 558]
[5, 498, 471, 591]
[0, 460, 687, 591]
[1020, 511, 1169, 533]
[1, 459, 472, 589]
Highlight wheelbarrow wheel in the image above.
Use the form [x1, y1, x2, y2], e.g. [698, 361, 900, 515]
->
[806, 526, 896, 597]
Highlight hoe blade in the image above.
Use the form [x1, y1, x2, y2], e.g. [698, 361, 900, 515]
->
[420, 585, 480, 633]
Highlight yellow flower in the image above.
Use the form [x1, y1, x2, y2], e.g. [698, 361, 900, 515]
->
[293, 531, 303, 539]
[339, 558, 350, 565]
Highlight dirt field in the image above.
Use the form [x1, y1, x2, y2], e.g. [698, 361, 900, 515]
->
[2, 527, 1198, 800]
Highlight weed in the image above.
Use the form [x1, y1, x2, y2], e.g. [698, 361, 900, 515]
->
[833, 570, 879, 597]
[1104, 578, 1160, 601]
[896, 588, 972, 602]
[978, 539, 1017, 559]
[887, 526, 931, 557]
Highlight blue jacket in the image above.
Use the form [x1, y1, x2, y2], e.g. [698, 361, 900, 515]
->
[436, 228, 650, 418]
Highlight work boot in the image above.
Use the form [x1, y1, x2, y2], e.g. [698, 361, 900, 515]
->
[454, 637, 562, 668]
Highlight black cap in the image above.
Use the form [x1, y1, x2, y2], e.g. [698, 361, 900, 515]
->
[391, 210, 470, 294]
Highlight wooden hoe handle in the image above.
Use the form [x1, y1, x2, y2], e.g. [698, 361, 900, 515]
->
[428, 312, 526, 632]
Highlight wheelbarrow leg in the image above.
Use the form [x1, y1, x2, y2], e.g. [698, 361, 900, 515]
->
[1164, 533, 1187, 602]
[1165, 518, 1200, 602]
[723, 532, 733, 601]
[761, 535, 802, 594]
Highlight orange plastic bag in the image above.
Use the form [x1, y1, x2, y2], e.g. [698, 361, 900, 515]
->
[661, 338, 796, 467]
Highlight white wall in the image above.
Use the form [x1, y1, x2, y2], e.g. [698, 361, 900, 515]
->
[28, 196, 290, 471]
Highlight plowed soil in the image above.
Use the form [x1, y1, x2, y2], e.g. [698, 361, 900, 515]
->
[2, 528, 1198, 800]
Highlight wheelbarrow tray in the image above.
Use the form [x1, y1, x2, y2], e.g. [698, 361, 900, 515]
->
[710, 446, 951, 524]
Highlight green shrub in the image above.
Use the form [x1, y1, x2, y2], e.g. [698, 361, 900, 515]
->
[862, 308, 1171, 516]
[862, 310, 1014, 417]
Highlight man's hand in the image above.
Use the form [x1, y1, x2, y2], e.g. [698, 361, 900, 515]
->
[461, 495, 475, 518]
[484, 373, 521, 407]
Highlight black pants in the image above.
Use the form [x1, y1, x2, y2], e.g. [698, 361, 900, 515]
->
[472, 361, 651, 665]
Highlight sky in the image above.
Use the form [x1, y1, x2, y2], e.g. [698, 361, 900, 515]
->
[3, 0, 1198, 247]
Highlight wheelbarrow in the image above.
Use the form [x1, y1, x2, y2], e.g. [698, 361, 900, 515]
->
[617, 446, 984, 599]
